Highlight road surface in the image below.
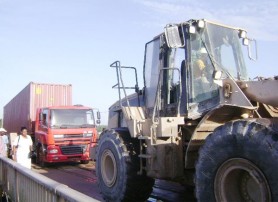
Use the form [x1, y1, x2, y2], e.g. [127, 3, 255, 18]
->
[32, 161, 196, 202]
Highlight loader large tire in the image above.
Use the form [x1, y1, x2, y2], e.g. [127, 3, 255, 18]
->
[195, 120, 278, 202]
[96, 129, 154, 202]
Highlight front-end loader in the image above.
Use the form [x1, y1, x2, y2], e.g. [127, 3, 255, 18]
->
[95, 19, 278, 201]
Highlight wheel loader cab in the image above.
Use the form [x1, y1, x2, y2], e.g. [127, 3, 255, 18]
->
[143, 20, 251, 120]
[143, 36, 217, 118]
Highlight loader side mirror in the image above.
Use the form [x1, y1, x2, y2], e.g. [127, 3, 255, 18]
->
[164, 24, 184, 48]
[243, 38, 258, 61]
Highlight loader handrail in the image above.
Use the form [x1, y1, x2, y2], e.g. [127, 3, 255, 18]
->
[110, 60, 141, 115]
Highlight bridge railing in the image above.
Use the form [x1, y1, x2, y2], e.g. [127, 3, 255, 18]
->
[0, 156, 99, 202]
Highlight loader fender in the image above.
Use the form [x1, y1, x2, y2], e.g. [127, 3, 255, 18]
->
[195, 120, 278, 201]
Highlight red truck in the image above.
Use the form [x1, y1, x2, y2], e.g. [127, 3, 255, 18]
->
[3, 82, 99, 166]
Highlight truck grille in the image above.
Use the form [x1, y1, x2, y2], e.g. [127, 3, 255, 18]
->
[60, 145, 86, 155]
[65, 134, 84, 138]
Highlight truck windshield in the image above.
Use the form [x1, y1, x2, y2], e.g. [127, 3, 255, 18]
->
[50, 109, 95, 128]
[191, 22, 248, 81]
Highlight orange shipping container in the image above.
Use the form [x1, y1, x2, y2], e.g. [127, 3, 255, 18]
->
[3, 82, 72, 134]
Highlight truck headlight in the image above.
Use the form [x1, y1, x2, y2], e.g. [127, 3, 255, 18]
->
[82, 146, 87, 153]
[49, 149, 58, 154]
[83, 133, 93, 137]
[54, 134, 64, 138]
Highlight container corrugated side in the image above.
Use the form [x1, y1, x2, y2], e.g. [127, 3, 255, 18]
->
[3, 83, 31, 133]
[3, 82, 72, 133]
[29, 82, 72, 122]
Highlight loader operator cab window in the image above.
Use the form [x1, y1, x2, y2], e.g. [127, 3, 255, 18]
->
[163, 47, 185, 105]
[191, 46, 216, 102]
[188, 31, 219, 112]
[144, 38, 160, 113]
[155, 43, 187, 117]
[144, 36, 187, 117]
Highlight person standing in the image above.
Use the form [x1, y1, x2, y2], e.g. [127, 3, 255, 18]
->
[0, 128, 9, 157]
[12, 127, 33, 169]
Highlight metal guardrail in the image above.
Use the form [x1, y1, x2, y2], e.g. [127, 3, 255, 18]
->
[0, 156, 99, 202]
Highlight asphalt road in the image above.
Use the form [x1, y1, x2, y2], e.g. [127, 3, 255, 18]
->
[32, 161, 196, 202]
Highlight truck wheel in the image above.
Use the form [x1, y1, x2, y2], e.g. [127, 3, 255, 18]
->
[36, 145, 45, 167]
[96, 130, 154, 202]
[195, 120, 278, 202]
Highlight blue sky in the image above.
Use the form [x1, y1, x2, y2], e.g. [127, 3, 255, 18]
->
[0, 0, 277, 124]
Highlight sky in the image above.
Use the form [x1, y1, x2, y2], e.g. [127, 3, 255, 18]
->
[0, 0, 277, 124]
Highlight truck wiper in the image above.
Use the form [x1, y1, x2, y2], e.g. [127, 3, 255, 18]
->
[51, 124, 68, 129]
[80, 124, 95, 128]
[59, 125, 68, 129]
[51, 125, 60, 128]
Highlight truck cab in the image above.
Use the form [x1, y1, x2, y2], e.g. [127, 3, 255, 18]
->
[35, 105, 99, 166]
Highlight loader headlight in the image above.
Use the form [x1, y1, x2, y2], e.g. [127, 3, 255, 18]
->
[213, 70, 222, 80]
[189, 25, 196, 34]
[243, 38, 249, 46]
[239, 30, 247, 38]
[197, 20, 205, 28]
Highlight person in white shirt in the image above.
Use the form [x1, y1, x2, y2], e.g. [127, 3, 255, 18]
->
[0, 128, 9, 157]
[12, 127, 33, 169]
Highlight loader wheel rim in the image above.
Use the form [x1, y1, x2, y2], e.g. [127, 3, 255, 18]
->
[214, 158, 271, 202]
[101, 149, 117, 187]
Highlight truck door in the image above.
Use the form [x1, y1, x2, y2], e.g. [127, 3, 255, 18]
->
[39, 108, 49, 130]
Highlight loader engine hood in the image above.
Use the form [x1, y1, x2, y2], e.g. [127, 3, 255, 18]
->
[238, 78, 278, 107]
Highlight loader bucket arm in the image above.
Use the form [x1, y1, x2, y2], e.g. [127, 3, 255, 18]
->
[239, 79, 278, 107]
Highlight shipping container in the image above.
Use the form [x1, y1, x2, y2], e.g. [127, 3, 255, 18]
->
[3, 82, 72, 133]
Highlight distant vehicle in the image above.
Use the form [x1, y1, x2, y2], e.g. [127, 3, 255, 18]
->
[95, 19, 278, 201]
[4, 82, 100, 166]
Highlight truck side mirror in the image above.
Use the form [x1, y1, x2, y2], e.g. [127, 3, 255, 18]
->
[97, 111, 101, 120]
[42, 114, 47, 125]
[96, 111, 101, 125]
[39, 113, 43, 121]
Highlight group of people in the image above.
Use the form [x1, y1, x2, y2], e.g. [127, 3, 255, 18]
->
[0, 127, 33, 169]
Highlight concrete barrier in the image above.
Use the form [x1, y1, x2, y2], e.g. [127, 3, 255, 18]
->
[0, 156, 99, 202]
